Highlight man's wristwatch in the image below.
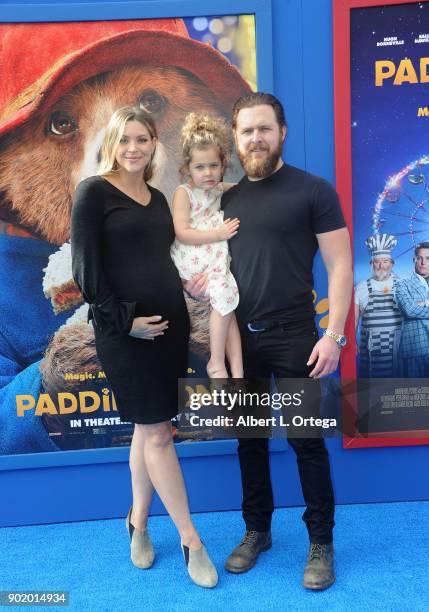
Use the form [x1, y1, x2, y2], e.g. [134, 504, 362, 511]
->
[324, 329, 347, 348]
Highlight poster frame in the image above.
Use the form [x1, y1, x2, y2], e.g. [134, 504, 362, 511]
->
[333, 0, 429, 449]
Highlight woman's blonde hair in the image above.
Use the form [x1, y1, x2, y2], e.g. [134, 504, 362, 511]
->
[180, 112, 231, 178]
[97, 106, 157, 181]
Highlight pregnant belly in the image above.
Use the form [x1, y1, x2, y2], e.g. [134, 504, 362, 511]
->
[110, 263, 184, 307]
[132, 277, 187, 321]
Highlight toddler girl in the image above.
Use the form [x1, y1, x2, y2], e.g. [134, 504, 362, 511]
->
[171, 113, 243, 378]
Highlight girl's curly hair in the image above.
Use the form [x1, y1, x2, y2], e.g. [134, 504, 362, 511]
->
[180, 112, 232, 178]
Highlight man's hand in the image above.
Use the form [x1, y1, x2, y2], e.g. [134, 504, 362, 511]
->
[129, 315, 169, 340]
[183, 273, 209, 302]
[307, 335, 341, 379]
[217, 218, 240, 240]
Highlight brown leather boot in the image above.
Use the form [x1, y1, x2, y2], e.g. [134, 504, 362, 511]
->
[302, 543, 335, 590]
[225, 530, 272, 573]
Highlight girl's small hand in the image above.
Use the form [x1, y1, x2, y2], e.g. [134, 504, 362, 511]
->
[217, 218, 240, 240]
[129, 315, 169, 340]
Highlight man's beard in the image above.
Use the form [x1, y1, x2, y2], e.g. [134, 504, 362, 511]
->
[237, 139, 283, 179]
[373, 271, 391, 281]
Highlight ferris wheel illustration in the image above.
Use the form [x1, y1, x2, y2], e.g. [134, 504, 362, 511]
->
[372, 155, 429, 259]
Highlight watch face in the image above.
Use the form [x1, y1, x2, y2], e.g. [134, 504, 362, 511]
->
[339, 336, 347, 347]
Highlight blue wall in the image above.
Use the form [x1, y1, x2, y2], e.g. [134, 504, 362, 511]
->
[1, 0, 428, 528]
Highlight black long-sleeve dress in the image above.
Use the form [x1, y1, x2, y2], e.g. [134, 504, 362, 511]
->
[71, 175, 190, 424]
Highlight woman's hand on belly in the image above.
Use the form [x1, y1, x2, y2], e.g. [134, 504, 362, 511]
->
[129, 315, 169, 340]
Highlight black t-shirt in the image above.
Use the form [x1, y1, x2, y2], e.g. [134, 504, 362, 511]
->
[221, 163, 346, 325]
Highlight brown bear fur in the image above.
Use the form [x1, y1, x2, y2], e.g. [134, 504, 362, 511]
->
[40, 323, 100, 394]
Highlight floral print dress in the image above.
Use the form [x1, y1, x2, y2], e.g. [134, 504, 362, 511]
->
[170, 183, 239, 316]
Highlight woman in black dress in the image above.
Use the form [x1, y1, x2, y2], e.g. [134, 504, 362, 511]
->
[71, 107, 217, 588]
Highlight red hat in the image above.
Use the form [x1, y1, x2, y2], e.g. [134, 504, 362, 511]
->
[0, 19, 251, 138]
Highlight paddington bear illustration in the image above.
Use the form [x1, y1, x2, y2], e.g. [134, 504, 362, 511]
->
[0, 19, 251, 454]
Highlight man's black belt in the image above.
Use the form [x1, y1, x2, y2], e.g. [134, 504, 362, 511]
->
[246, 319, 289, 333]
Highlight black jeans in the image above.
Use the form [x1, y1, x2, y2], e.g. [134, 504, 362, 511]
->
[238, 319, 335, 544]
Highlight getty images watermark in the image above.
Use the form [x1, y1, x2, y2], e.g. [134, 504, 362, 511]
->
[178, 378, 429, 439]
[188, 387, 336, 430]
[178, 378, 339, 439]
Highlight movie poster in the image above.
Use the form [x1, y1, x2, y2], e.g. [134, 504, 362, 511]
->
[0, 16, 256, 455]
[350, 1, 429, 436]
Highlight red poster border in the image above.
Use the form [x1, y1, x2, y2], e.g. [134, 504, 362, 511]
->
[333, 0, 429, 448]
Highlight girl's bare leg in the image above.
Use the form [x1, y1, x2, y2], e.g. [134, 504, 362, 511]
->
[225, 313, 244, 378]
[139, 421, 202, 549]
[129, 425, 154, 530]
[207, 309, 232, 378]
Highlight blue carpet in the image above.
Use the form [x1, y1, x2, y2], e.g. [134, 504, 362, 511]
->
[1, 501, 428, 612]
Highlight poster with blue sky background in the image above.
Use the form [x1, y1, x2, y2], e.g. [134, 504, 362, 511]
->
[351, 1, 429, 280]
[350, 0, 429, 435]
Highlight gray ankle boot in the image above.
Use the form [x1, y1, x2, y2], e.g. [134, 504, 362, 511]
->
[125, 507, 154, 569]
[181, 543, 218, 588]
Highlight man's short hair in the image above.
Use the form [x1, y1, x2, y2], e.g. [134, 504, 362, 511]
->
[231, 92, 287, 130]
[414, 241, 429, 257]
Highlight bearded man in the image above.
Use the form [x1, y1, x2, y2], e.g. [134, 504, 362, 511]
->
[355, 234, 402, 377]
[188, 92, 352, 590]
